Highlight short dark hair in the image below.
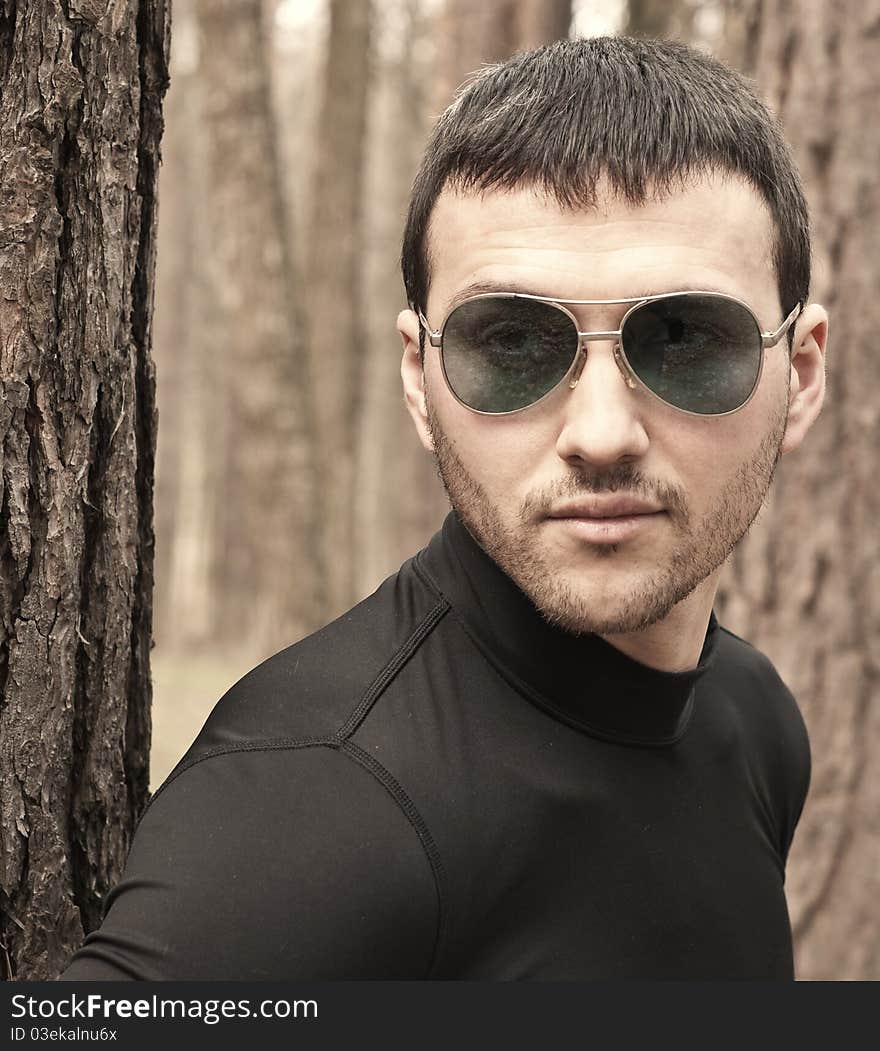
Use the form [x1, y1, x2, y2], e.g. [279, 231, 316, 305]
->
[401, 36, 810, 353]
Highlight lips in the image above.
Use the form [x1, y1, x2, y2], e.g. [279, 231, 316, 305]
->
[545, 499, 666, 545]
[546, 497, 664, 519]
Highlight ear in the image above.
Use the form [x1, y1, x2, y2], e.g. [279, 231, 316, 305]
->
[398, 308, 433, 453]
[780, 303, 828, 456]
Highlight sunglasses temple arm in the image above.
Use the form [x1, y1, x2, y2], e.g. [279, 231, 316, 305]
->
[762, 302, 802, 350]
[417, 310, 442, 348]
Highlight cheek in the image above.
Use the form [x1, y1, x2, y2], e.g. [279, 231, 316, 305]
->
[460, 419, 545, 491]
[675, 438, 732, 479]
[666, 414, 776, 510]
[437, 418, 551, 502]
[646, 417, 755, 517]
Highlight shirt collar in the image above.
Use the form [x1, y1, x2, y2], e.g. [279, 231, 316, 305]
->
[416, 510, 719, 747]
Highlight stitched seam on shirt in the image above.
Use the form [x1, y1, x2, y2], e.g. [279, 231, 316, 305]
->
[148, 599, 449, 811]
[334, 597, 449, 741]
[145, 736, 339, 810]
[341, 739, 448, 980]
[146, 738, 445, 979]
[412, 554, 449, 606]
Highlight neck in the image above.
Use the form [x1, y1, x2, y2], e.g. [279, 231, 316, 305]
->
[597, 571, 722, 673]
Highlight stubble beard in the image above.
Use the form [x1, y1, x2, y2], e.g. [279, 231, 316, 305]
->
[425, 390, 789, 636]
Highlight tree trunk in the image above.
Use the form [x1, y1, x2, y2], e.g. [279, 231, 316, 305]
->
[196, 0, 322, 654]
[437, 0, 520, 107]
[153, 0, 215, 651]
[436, 0, 572, 108]
[306, 0, 372, 621]
[355, 0, 449, 598]
[623, 0, 693, 38]
[0, 0, 170, 980]
[719, 0, 880, 981]
[516, 0, 573, 49]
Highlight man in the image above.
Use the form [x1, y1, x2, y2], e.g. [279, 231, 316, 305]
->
[63, 36, 827, 981]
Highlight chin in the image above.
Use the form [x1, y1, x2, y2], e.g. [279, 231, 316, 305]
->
[534, 598, 669, 637]
[511, 564, 682, 637]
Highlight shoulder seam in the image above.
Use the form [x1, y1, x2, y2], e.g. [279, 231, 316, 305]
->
[151, 595, 449, 809]
[143, 737, 446, 979]
[146, 735, 336, 809]
[341, 739, 448, 979]
[334, 597, 449, 741]
[145, 596, 452, 976]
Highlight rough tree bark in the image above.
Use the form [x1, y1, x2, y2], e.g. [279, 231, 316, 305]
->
[306, 0, 372, 621]
[719, 0, 880, 981]
[196, 0, 322, 654]
[0, 0, 170, 980]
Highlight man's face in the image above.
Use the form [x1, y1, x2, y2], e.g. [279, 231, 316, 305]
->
[403, 174, 797, 640]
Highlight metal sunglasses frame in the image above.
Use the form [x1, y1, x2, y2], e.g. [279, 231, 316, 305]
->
[418, 290, 803, 418]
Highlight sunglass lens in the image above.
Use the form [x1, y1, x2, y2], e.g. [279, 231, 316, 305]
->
[441, 297, 579, 412]
[622, 295, 762, 414]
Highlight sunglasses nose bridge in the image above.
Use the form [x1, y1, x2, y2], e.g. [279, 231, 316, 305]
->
[567, 342, 588, 389]
[568, 334, 638, 392]
[612, 341, 640, 390]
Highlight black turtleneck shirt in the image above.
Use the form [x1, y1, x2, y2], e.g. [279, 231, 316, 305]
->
[62, 512, 810, 981]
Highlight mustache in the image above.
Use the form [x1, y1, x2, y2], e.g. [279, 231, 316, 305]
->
[520, 469, 688, 521]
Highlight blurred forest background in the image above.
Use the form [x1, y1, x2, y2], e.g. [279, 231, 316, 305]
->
[85, 0, 880, 979]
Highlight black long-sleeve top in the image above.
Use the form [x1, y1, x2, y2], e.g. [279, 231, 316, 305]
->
[62, 511, 810, 980]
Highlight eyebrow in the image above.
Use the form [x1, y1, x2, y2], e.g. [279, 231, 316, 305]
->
[443, 279, 735, 317]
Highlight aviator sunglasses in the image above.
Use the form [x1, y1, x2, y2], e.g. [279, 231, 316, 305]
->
[418, 291, 802, 417]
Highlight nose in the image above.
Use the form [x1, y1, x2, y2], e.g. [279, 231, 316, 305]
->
[554, 340, 650, 467]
